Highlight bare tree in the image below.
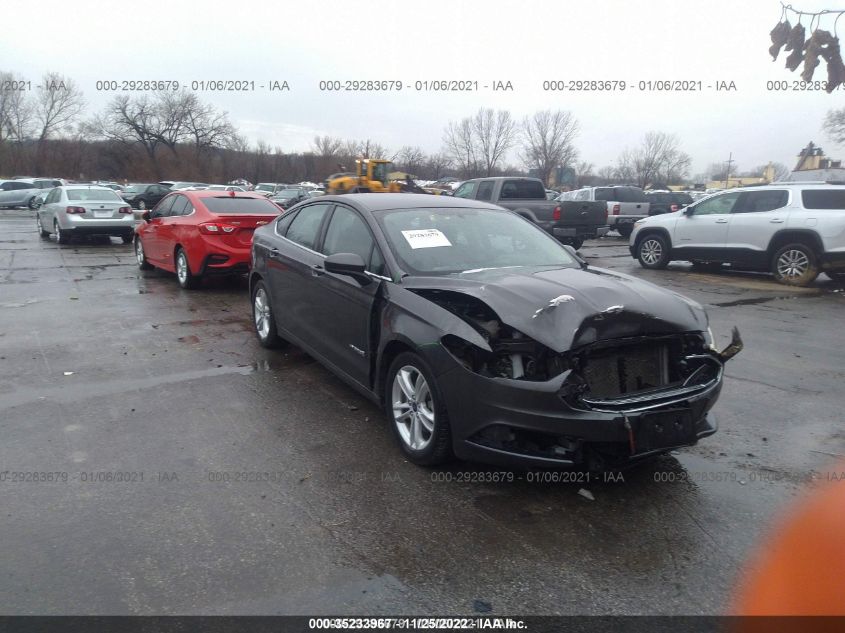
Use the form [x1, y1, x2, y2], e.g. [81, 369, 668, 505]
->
[443, 118, 478, 177]
[35, 73, 85, 142]
[0, 72, 34, 142]
[472, 108, 517, 177]
[343, 138, 391, 160]
[312, 135, 343, 157]
[424, 152, 453, 180]
[397, 145, 426, 175]
[823, 107, 845, 145]
[615, 132, 691, 188]
[521, 110, 579, 186]
[597, 165, 616, 184]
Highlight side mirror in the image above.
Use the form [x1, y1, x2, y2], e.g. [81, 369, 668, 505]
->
[141, 211, 152, 221]
[324, 252, 371, 285]
[683, 206, 695, 216]
[562, 244, 588, 268]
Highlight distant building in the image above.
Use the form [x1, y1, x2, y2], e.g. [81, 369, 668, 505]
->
[705, 164, 776, 190]
[786, 142, 845, 182]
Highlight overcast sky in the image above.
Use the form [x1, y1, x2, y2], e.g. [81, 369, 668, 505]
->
[2, 0, 841, 174]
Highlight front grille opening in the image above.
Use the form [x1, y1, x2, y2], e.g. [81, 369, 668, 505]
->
[582, 342, 671, 398]
[563, 334, 720, 407]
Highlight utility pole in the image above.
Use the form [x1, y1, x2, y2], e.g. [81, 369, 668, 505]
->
[724, 152, 735, 189]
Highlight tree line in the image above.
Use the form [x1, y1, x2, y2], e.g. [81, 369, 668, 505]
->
[0, 69, 794, 187]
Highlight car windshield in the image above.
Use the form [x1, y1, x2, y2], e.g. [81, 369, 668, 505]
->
[201, 197, 281, 214]
[66, 188, 123, 201]
[377, 207, 578, 275]
[275, 190, 300, 198]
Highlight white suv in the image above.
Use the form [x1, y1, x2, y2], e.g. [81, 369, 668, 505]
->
[629, 183, 845, 286]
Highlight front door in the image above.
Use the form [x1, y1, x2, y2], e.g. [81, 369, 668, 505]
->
[673, 191, 742, 260]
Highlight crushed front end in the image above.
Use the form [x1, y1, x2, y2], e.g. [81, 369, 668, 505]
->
[422, 289, 743, 469]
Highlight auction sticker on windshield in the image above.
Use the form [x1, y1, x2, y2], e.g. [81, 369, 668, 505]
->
[401, 229, 452, 249]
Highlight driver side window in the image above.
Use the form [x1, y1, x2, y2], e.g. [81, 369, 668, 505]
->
[152, 195, 175, 217]
[691, 192, 741, 215]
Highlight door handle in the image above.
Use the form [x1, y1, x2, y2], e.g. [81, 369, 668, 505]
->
[311, 264, 325, 276]
[715, 219, 728, 223]
[769, 219, 784, 223]
[268, 247, 281, 259]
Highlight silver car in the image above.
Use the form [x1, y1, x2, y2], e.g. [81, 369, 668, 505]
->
[36, 186, 135, 244]
[0, 178, 62, 209]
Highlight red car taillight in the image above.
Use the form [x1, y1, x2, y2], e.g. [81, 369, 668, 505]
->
[65, 206, 86, 214]
[611, 203, 621, 215]
[199, 222, 238, 234]
[118, 206, 132, 214]
[553, 205, 561, 221]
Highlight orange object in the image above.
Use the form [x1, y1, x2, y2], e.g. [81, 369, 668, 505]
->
[734, 467, 845, 616]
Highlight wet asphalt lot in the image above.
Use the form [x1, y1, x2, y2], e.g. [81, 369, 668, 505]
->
[1, 207, 844, 615]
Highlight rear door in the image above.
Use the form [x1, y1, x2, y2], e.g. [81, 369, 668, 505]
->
[266, 202, 333, 344]
[143, 195, 176, 262]
[615, 187, 650, 217]
[307, 204, 383, 386]
[725, 189, 790, 264]
[673, 191, 742, 259]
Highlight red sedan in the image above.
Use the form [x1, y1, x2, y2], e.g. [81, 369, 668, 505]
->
[134, 190, 281, 289]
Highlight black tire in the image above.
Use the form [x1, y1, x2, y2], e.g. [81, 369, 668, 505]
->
[135, 236, 153, 270]
[385, 352, 452, 466]
[617, 224, 633, 239]
[771, 243, 819, 287]
[121, 234, 133, 244]
[175, 247, 200, 289]
[565, 237, 584, 250]
[636, 233, 670, 269]
[27, 197, 38, 210]
[251, 280, 286, 349]
[36, 214, 49, 238]
[55, 221, 71, 245]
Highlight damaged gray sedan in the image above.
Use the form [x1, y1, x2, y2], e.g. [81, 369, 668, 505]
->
[250, 194, 742, 469]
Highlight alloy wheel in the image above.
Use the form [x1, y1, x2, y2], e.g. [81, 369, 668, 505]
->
[391, 365, 435, 451]
[777, 249, 809, 279]
[641, 239, 662, 265]
[176, 252, 188, 284]
[253, 287, 271, 340]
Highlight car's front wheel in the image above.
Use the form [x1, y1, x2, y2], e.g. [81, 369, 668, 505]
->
[36, 214, 49, 238]
[251, 280, 286, 349]
[771, 243, 819, 286]
[55, 221, 70, 245]
[385, 352, 452, 466]
[135, 236, 153, 270]
[617, 225, 633, 239]
[175, 247, 200, 289]
[636, 233, 670, 269]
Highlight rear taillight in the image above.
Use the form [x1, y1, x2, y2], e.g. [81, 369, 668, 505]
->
[199, 222, 238, 234]
[553, 205, 561, 221]
[66, 206, 86, 214]
[118, 206, 132, 214]
[611, 203, 621, 215]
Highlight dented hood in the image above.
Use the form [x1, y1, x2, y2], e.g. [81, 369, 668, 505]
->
[402, 265, 709, 353]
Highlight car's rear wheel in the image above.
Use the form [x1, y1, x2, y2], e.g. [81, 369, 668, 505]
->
[564, 237, 584, 250]
[771, 243, 819, 286]
[385, 352, 452, 466]
[636, 233, 670, 269]
[135, 236, 153, 270]
[36, 214, 49, 238]
[121, 234, 133, 244]
[175, 247, 200, 289]
[27, 197, 38, 210]
[251, 281, 286, 349]
[55, 221, 70, 245]
[617, 225, 633, 239]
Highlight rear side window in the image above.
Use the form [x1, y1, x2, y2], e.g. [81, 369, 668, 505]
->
[285, 203, 331, 251]
[476, 181, 494, 201]
[170, 195, 191, 216]
[734, 190, 788, 213]
[615, 187, 648, 202]
[594, 188, 613, 201]
[499, 180, 545, 199]
[801, 189, 845, 209]
[201, 197, 281, 214]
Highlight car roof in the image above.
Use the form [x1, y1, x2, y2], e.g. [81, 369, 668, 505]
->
[322, 193, 503, 212]
[183, 190, 266, 199]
